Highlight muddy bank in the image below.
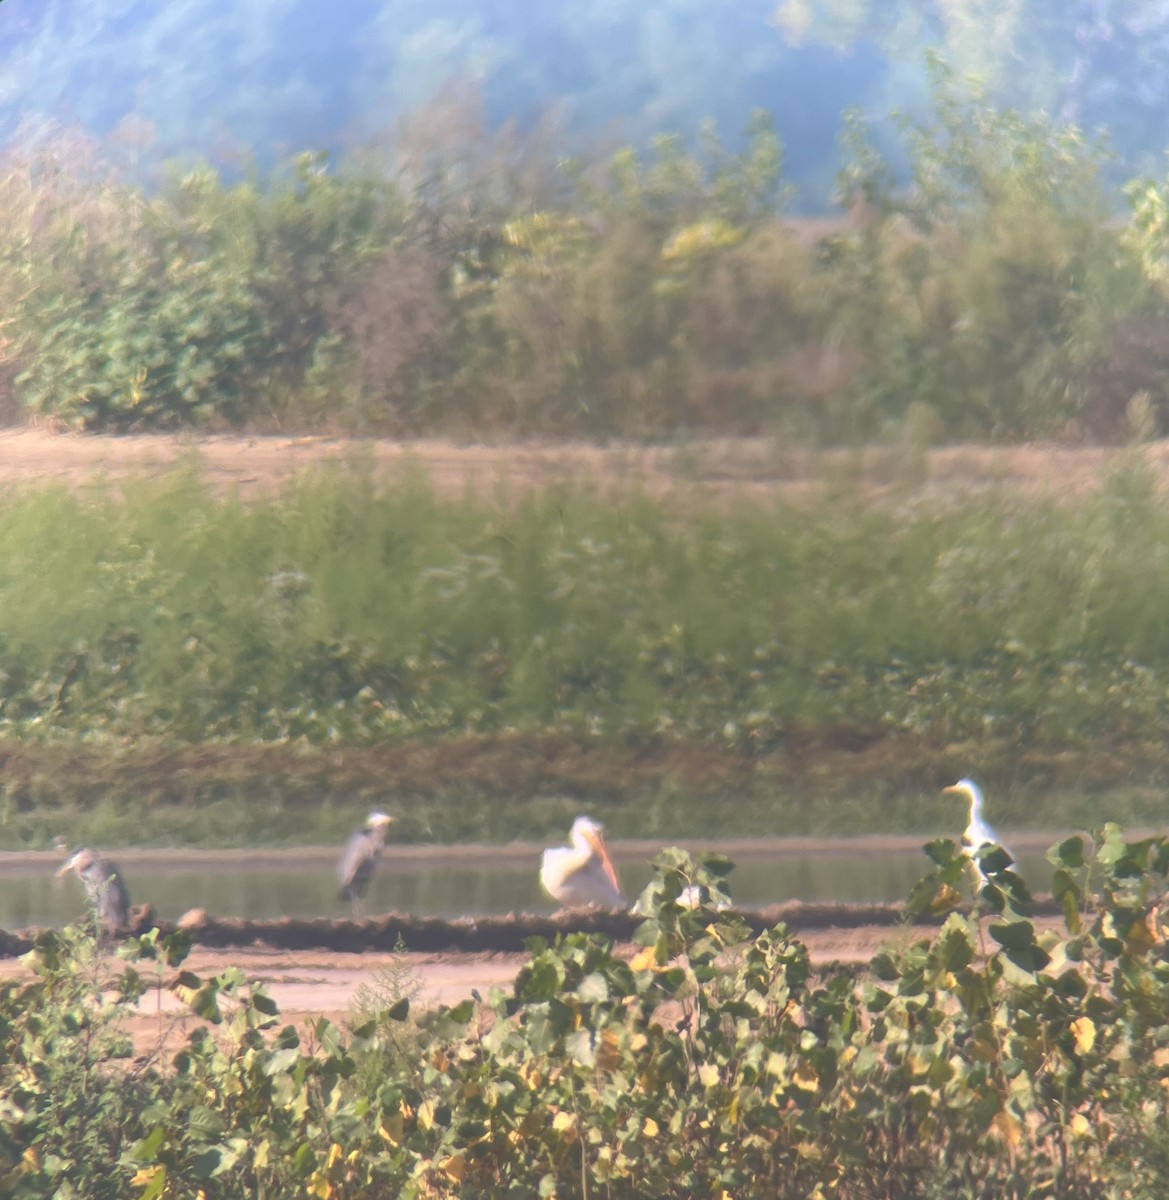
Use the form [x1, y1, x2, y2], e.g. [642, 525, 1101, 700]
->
[0, 897, 1064, 959]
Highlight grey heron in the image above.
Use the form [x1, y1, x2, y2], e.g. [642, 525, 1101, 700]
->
[337, 811, 395, 915]
[540, 816, 625, 909]
[57, 847, 131, 934]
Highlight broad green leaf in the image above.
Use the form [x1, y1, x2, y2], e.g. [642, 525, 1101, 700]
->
[1047, 835, 1084, 870]
[263, 1047, 301, 1077]
[567, 1029, 596, 1068]
[923, 838, 961, 867]
[251, 992, 279, 1016]
[576, 973, 610, 1004]
[191, 1148, 222, 1180]
[126, 1126, 165, 1162]
[989, 920, 1036, 952]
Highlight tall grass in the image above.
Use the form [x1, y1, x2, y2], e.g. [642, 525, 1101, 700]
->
[3, 457, 1169, 757]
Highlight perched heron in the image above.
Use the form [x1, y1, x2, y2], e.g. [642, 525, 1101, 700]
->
[943, 778, 1009, 883]
[540, 816, 625, 910]
[57, 847, 131, 933]
[337, 811, 395, 914]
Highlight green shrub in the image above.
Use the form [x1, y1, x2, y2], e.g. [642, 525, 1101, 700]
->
[3, 77, 1166, 442]
[829, 66, 1144, 442]
[2, 146, 407, 430]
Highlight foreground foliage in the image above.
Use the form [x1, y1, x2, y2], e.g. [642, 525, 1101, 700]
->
[5, 833, 1169, 1197]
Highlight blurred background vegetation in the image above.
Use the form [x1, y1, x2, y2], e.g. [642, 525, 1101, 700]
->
[5, 4, 1169, 444]
[7, 4, 1169, 840]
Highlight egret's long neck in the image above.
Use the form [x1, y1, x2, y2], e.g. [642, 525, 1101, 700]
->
[967, 788, 983, 825]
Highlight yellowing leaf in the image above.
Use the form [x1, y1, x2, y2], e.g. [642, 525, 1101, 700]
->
[629, 946, 658, 972]
[931, 883, 964, 914]
[793, 1064, 819, 1093]
[643, 1117, 659, 1138]
[552, 1111, 577, 1134]
[965, 1036, 998, 1063]
[130, 1164, 166, 1199]
[661, 218, 744, 260]
[991, 1110, 1022, 1148]
[698, 1062, 720, 1089]
[596, 1028, 622, 1072]
[1071, 1017, 1096, 1055]
[379, 1115, 404, 1145]
[1126, 917, 1157, 955]
[1070, 1113, 1091, 1139]
[440, 1154, 467, 1183]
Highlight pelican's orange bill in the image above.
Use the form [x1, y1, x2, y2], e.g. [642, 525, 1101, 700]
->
[586, 829, 621, 894]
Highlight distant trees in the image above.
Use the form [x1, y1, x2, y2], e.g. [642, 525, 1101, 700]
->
[7, 1, 1169, 205]
[778, 0, 1169, 174]
[6, 76, 1169, 444]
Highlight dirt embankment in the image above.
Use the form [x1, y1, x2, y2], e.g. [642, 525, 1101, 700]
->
[4, 429, 1169, 503]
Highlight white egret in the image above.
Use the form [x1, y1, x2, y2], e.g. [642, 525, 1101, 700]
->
[943, 778, 1008, 881]
[540, 816, 625, 909]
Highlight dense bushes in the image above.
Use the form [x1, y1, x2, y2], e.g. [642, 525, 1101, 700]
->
[0, 151, 405, 430]
[6, 835, 1169, 1197]
[5, 79, 1169, 442]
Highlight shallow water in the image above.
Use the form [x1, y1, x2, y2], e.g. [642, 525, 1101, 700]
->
[0, 847, 1053, 930]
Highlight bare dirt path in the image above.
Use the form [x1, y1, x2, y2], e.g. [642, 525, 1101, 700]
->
[3, 429, 1169, 502]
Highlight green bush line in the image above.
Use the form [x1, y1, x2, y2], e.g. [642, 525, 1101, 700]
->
[6, 836, 1169, 1198]
[6, 71, 1169, 443]
[2, 463, 1169, 842]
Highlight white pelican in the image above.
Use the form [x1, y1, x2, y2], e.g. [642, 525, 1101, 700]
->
[540, 816, 625, 909]
[943, 778, 1007, 880]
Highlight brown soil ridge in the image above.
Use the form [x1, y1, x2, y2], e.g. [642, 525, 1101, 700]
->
[0, 898, 1064, 960]
[5, 430, 1169, 503]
